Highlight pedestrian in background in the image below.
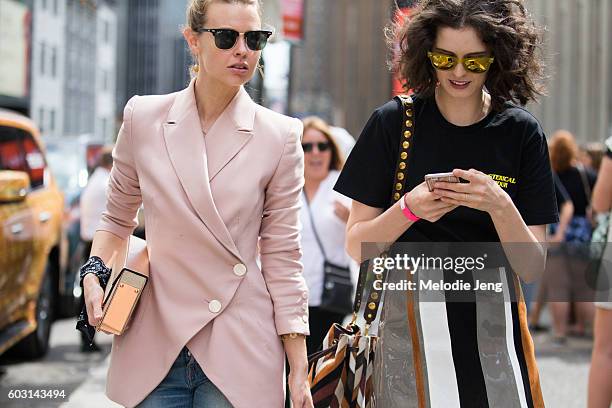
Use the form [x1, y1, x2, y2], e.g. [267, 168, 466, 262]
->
[587, 135, 612, 408]
[548, 130, 596, 338]
[77, 146, 113, 352]
[77, 0, 313, 406]
[299, 116, 352, 355]
[526, 173, 573, 328]
[334, 0, 556, 405]
[578, 142, 606, 174]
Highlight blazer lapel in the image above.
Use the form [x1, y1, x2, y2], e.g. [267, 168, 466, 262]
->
[162, 79, 242, 261]
[205, 86, 255, 182]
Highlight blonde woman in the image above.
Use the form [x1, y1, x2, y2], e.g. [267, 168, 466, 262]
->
[77, 0, 313, 406]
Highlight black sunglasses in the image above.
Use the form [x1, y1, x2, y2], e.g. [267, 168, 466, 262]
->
[197, 28, 272, 51]
[302, 142, 331, 153]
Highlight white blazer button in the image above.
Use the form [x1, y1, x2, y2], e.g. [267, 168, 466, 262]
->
[302, 315, 308, 323]
[302, 292, 308, 300]
[209, 300, 222, 313]
[233, 263, 247, 276]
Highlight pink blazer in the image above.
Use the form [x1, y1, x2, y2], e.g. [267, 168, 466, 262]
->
[98, 79, 309, 407]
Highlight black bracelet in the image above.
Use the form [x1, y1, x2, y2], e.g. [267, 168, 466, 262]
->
[79, 256, 111, 289]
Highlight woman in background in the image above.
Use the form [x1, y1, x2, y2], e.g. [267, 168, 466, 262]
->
[299, 116, 352, 355]
[587, 135, 612, 408]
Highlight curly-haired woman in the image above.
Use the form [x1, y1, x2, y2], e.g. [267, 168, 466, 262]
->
[334, 0, 557, 406]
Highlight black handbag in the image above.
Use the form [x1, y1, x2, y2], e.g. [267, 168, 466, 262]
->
[303, 191, 353, 315]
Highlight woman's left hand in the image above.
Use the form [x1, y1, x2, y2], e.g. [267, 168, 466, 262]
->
[288, 369, 314, 408]
[433, 168, 510, 215]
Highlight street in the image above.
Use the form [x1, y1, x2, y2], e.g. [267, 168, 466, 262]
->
[0, 317, 593, 408]
[0, 319, 116, 408]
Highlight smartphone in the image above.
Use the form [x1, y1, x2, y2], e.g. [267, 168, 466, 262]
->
[424, 172, 461, 191]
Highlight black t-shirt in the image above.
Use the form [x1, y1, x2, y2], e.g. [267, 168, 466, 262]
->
[556, 166, 596, 217]
[334, 94, 559, 242]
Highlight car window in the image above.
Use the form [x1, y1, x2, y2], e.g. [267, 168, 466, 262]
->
[22, 135, 45, 188]
[0, 126, 46, 189]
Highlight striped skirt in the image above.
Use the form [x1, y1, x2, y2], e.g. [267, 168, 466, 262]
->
[373, 267, 545, 408]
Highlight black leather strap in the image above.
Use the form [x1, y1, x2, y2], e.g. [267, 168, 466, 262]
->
[353, 95, 415, 326]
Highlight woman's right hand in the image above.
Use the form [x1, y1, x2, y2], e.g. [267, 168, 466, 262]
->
[404, 181, 457, 222]
[83, 273, 105, 326]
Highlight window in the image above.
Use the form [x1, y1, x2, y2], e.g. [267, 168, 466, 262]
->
[38, 107, 45, 133]
[22, 135, 46, 189]
[103, 20, 110, 44]
[0, 127, 27, 172]
[53, 0, 58, 15]
[50, 109, 55, 133]
[51, 47, 57, 78]
[40, 42, 46, 75]
[42, 0, 47, 10]
[0, 127, 46, 189]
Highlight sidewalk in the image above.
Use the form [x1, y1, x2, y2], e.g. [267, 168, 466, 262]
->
[61, 353, 119, 408]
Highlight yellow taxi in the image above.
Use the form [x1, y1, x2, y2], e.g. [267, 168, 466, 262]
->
[0, 109, 65, 358]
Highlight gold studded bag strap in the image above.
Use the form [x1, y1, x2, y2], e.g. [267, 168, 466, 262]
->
[352, 95, 415, 328]
[391, 94, 414, 205]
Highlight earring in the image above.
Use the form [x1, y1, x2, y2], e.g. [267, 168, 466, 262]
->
[192, 64, 200, 74]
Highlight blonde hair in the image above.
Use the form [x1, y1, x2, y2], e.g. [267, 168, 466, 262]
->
[186, 0, 261, 33]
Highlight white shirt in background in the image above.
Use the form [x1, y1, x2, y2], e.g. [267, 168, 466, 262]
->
[80, 167, 110, 241]
[300, 170, 354, 307]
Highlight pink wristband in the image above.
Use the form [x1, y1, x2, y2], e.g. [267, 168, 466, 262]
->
[400, 194, 420, 222]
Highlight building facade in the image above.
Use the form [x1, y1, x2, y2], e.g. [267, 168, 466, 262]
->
[0, 0, 32, 114]
[95, 0, 117, 141]
[22, 0, 119, 141]
[63, 0, 97, 137]
[288, 0, 393, 137]
[30, 0, 65, 137]
[115, 0, 190, 114]
[527, 0, 611, 143]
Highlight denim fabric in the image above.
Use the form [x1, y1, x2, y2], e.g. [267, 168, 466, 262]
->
[136, 347, 233, 408]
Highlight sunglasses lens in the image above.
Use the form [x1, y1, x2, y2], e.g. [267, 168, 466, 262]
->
[214, 30, 239, 49]
[429, 53, 455, 70]
[245, 31, 270, 51]
[301, 143, 313, 153]
[464, 57, 492, 73]
[318, 142, 330, 152]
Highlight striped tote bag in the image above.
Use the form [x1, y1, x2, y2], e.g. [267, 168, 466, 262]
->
[308, 322, 377, 408]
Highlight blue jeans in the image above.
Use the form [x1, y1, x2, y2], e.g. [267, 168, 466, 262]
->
[136, 347, 233, 408]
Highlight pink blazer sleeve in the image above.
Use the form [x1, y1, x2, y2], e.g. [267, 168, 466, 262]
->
[259, 119, 310, 336]
[97, 96, 142, 239]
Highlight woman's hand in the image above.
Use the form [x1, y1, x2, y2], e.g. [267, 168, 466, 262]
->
[333, 200, 350, 223]
[433, 169, 510, 215]
[404, 181, 458, 222]
[288, 367, 314, 408]
[83, 273, 105, 326]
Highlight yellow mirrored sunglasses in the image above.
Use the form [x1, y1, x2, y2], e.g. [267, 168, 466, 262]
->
[427, 51, 495, 73]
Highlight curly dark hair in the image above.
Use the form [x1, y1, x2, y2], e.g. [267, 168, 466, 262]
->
[390, 0, 545, 111]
